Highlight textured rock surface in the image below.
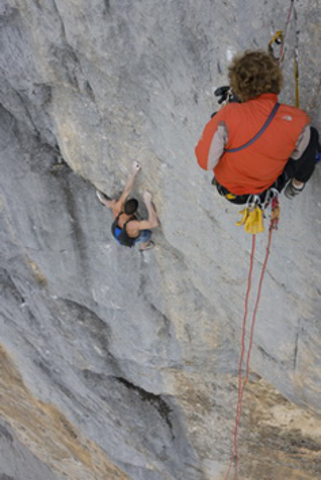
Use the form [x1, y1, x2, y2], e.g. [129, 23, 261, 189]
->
[0, 0, 321, 479]
[0, 417, 61, 480]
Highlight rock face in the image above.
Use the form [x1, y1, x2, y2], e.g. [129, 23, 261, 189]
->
[1, 1, 321, 479]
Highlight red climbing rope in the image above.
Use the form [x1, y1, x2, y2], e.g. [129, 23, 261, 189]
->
[224, 234, 256, 480]
[224, 198, 279, 479]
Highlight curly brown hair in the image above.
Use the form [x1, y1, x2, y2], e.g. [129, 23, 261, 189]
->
[228, 50, 283, 102]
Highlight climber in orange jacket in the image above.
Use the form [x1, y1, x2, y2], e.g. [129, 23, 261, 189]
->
[195, 50, 320, 204]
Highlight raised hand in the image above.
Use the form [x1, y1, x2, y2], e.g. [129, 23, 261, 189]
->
[132, 160, 141, 174]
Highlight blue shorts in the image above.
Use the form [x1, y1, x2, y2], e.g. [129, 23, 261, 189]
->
[134, 229, 152, 245]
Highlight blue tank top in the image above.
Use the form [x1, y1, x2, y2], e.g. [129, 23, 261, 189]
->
[111, 213, 139, 247]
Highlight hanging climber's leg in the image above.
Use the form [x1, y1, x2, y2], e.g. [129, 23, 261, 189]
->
[134, 229, 154, 251]
[284, 127, 320, 198]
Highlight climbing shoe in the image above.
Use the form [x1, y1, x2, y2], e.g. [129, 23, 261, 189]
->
[139, 241, 154, 252]
[284, 180, 305, 199]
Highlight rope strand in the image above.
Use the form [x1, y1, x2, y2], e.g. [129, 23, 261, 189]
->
[235, 227, 273, 480]
[224, 202, 278, 479]
[279, 0, 295, 65]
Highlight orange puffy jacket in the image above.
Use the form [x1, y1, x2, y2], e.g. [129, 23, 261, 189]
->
[195, 93, 310, 195]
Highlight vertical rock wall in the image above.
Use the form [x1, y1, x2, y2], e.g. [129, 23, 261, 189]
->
[1, 1, 321, 479]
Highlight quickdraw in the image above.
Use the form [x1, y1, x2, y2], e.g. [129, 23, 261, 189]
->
[268, 30, 283, 60]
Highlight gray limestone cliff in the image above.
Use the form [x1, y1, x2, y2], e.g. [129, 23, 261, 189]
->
[1, 1, 321, 479]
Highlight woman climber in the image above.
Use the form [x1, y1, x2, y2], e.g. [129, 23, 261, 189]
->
[96, 161, 158, 250]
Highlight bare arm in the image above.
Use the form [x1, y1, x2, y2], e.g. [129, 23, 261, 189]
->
[127, 191, 159, 232]
[195, 108, 227, 171]
[143, 191, 158, 228]
[290, 125, 311, 160]
[115, 161, 141, 211]
[97, 161, 141, 217]
[96, 191, 120, 218]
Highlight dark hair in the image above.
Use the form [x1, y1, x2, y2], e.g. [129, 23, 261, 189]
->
[124, 198, 138, 215]
[228, 50, 283, 102]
